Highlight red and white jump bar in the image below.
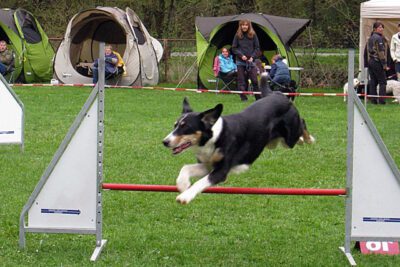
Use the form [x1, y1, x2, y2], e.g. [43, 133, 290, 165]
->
[102, 183, 346, 196]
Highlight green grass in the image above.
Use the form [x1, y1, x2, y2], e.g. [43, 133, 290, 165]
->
[1, 86, 400, 266]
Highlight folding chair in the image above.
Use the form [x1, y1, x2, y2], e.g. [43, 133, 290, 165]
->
[215, 71, 237, 90]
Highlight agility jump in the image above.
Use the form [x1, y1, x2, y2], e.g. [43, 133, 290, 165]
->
[19, 47, 400, 265]
[0, 74, 24, 151]
[102, 183, 346, 196]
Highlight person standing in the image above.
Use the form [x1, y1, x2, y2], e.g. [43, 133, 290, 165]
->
[0, 40, 13, 76]
[367, 22, 389, 104]
[390, 23, 400, 81]
[232, 20, 261, 101]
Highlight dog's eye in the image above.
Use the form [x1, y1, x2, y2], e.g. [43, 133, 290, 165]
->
[179, 121, 191, 130]
[179, 124, 187, 130]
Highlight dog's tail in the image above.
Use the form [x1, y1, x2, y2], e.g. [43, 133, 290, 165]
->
[260, 72, 273, 98]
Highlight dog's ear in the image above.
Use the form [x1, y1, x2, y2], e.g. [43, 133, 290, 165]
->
[200, 104, 223, 127]
[182, 97, 193, 114]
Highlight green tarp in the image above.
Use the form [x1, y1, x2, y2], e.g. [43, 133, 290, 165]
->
[0, 8, 54, 83]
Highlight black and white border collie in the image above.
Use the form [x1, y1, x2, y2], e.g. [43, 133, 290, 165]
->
[163, 73, 315, 204]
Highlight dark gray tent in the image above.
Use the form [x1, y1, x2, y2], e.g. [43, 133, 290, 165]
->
[195, 13, 311, 89]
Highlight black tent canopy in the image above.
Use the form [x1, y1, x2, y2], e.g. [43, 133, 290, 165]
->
[196, 13, 311, 46]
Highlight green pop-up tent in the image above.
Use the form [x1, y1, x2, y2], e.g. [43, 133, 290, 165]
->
[0, 8, 54, 83]
[196, 13, 311, 89]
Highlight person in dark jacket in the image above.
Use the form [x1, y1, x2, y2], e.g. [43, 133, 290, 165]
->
[92, 44, 118, 84]
[367, 22, 389, 104]
[270, 54, 291, 87]
[232, 19, 261, 101]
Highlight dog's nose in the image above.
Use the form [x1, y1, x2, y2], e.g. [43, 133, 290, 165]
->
[162, 139, 170, 147]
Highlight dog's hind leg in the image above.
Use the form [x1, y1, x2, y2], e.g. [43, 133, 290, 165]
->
[297, 129, 315, 145]
[302, 129, 315, 144]
[176, 163, 209, 193]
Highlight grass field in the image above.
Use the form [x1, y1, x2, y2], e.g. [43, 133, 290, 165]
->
[1, 85, 400, 266]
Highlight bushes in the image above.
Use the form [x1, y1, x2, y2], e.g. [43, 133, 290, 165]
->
[296, 49, 357, 89]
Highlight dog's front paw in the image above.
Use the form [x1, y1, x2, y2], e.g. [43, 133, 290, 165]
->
[176, 178, 191, 193]
[176, 191, 194, 205]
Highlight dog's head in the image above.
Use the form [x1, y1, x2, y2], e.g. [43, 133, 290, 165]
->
[162, 97, 223, 154]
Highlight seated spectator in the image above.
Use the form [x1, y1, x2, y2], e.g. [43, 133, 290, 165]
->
[92, 44, 118, 84]
[270, 54, 290, 87]
[213, 47, 237, 77]
[0, 40, 13, 76]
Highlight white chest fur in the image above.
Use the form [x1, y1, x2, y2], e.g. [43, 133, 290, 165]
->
[195, 144, 219, 163]
[193, 117, 223, 164]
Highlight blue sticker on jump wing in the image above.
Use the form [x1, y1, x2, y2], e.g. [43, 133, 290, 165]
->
[363, 217, 400, 223]
[0, 131, 14, 135]
[41, 209, 81, 215]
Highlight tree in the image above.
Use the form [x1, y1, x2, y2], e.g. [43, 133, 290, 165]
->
[234, 0, 256, 13]
[0, 0, 364, 47]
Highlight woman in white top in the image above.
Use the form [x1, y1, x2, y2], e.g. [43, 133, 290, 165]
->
[390, 23, 400, 81]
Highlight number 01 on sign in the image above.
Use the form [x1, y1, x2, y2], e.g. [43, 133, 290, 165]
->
[359, 241, 400, 255]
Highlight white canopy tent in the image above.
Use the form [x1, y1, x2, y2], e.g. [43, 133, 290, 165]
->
[360, 0, 400, 74]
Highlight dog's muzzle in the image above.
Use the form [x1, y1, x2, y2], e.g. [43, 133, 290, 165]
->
[162, 139, 170, 147]
[162, 136, 192, 155]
